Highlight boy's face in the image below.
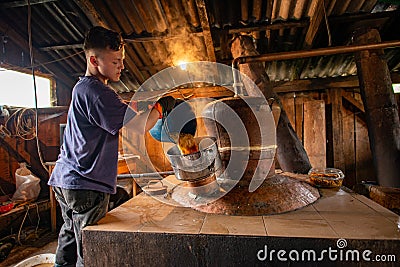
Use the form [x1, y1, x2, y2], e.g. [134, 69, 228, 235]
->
[91, 47, 125, 83]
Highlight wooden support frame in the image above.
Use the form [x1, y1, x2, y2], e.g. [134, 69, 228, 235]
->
[195, 0, 216, 62]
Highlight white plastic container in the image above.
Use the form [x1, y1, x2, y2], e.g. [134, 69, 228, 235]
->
[13, 253, 55, 267]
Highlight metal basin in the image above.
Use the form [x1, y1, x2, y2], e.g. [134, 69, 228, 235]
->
[166, 136, 222, 182]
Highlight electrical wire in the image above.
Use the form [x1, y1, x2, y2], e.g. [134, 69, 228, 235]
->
[0, 50, 84, 72]
[27, 0, 47, 170]
[17, 205, 29, 245]
[16, 203, 42, 245]
[4, 108, 36, 140]
[34, 202, 40, 234]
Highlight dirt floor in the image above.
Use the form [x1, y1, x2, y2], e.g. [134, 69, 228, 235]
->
[0, 231, 58, 267]
[1, 189, 132, 266]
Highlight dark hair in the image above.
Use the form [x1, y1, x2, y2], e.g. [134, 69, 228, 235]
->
[83, 26, 124, 52]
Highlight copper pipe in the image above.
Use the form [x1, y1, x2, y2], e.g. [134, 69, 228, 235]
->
[234, 40, 400, 65]
[231, 40, 400, 96]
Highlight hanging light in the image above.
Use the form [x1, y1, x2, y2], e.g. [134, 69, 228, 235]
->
[176, 60, 188, 70]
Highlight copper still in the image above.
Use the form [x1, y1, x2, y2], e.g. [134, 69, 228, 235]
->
[166, 96, 320, 215]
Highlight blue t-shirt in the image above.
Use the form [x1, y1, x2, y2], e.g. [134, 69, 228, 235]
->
[48, 76, 136, 194]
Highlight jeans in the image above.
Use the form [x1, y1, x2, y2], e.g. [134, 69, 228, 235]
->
[53, 187, 110, 267]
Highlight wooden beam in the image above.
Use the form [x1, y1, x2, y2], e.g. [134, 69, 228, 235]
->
[273, 75, 359, 93]
[0, 137, 30, 164]
[118, 86, 233, 102]
[195, 0, 216, 62]
[273, 72, 400, 93]
[121, 70, 400, 96]
[74, 0, 145, 85]
[342, 91, 365, 113]
[265, 0, 273, 21]
[73, 0, 108, 28]
[39, 43, 83, 52]
[0, 0, 56, 8]
[38, 31, 202, 51]
[0, 20, 74, 88]
[228, 20, 309, 34]
[329, 9, 400, 25]
[303, 0, 325, 49]
[0, 200, 51, 233]
[341, 91, 366, 121]
[124, 32, 204, 43]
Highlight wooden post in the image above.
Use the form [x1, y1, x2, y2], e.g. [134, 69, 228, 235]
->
[45, 162, 57, 233]
[353, 28, 400, 187]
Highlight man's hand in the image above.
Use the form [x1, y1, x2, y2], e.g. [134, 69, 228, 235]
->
[153, 96, 176, 119]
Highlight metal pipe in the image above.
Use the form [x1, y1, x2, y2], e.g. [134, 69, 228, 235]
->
[233, 40, 400, 65]
[117, 171, 175, 179]
[231, 40, 400, 96]
[231, 60, 244, 97]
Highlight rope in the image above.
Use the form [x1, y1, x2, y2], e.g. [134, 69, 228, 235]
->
[4, 108, 36, 140]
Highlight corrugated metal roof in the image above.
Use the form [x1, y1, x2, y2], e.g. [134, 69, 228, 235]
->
[0, 0, 399, 99]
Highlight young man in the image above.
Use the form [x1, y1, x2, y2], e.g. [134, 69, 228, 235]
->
[48, 26, 175, 267]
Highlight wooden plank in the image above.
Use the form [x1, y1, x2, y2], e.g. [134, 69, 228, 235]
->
[303, 0, 324, 49]
[294, 95, 306, 142]
[273, 75, 359, 93]
[228, 20, 309, 34]
[342, 108, 357, 187]
[340, 94, 375, 188]
[279, 94, 295, 129]
[118, 86, 234, 102]
[355, 115, 375, 183]
[303, 100, 326, 168]
[0, 146, 19, 194]
[273, 72, 400, 94]
[342, 90, 365, 113]
[73, 0, 108, 27]
[0, 200, 51, 232]
[330, 89, 345, 171]
[168, 86, 234, 99]
[37, 112, 67, 147]
[44, 162, 57, 233]
[0, 136, 30, 164]
[195, 0, 216, 62]
[49, 185, 57, 232]
[369, 186, 400, 212]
